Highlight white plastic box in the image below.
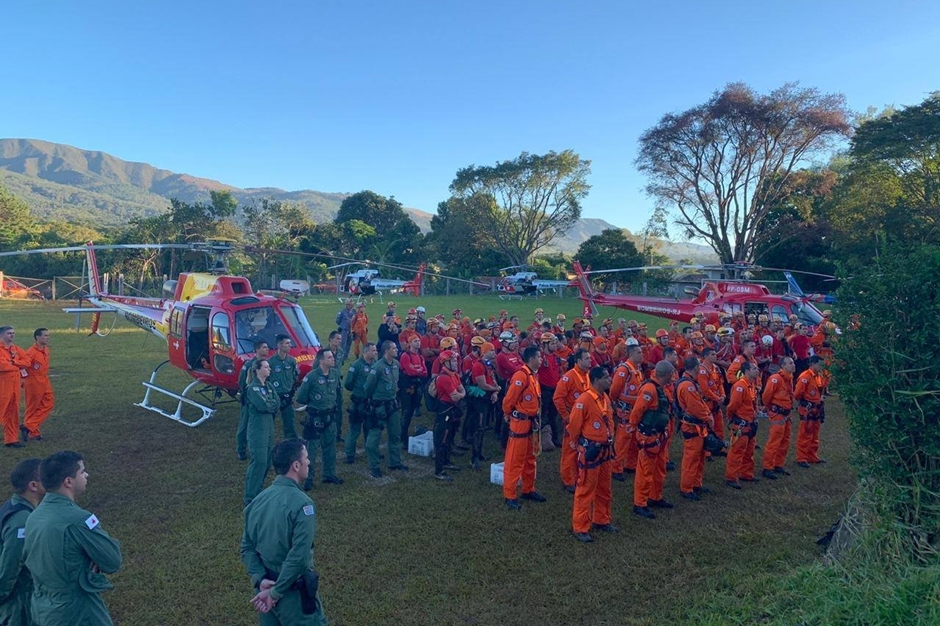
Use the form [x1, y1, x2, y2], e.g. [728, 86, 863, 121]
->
[490, 462, 521, 487]
[408, 431, 434, 457]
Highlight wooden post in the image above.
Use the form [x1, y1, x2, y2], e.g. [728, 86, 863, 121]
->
[51, 277, 56, 301]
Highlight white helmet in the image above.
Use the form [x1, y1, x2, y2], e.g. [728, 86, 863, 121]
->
[626, 337, 639, 346]
[761, 335, 774, 346]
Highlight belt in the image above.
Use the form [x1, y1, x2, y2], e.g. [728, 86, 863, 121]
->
[769, 404, 791, 415]
[680, 413, 708, 427]
[511, 410, 537, 421]
[508, 429, 533, 438]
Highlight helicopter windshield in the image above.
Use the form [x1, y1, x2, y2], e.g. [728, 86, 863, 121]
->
[234, 305, 320, 354]
[791, 302, 824, 326]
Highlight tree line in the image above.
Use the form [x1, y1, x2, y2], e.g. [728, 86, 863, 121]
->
[2, 85, 938, 295]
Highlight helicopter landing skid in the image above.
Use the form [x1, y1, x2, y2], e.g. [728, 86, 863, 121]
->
[135, 361, 216, 427]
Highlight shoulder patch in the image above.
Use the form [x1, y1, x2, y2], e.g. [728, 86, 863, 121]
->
[85, 514, 100, 530]
[643, 392, 652, 401]
[575, 402, 583, 409]
[514, 380, 523, 386]
[251, 386, 260, 392]
[17, 527, 25, 539]
[593, 421, 601, 429]
[303, 504, 315, 516]
[302, 375, 309, 383]
[562, 375, 569, 382]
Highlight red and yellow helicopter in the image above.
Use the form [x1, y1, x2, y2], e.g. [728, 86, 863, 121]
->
[571, 260, 832, 327]
[1, 240, 321, 427]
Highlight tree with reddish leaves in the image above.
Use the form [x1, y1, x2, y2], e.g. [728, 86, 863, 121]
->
[637, 82, 851, 264]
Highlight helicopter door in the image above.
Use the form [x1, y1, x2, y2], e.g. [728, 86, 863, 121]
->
[186, 307, 211, 370]
[210, 311, 236, 375]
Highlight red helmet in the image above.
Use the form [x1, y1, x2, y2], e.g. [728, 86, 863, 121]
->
[439, 350, 458, 363]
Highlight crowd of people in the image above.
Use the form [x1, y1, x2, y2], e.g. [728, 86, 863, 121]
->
[0, 302, 839, 624]
[240, 301, 838, 537]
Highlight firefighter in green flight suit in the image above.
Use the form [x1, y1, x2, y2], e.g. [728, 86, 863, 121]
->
[23, 451, 122, 626]
[343, 343, 378, 464]
[294, 349, 343, 490]
[0, 459, 45, 626]
[241, 439, 327, 625]
[237, 340, 271, 460]
[363, 340, 408, 478]
[267, 335, 300, 440]
[244, 360, 282, 506]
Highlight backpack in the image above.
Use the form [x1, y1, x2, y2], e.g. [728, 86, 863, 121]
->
[424, 379, 444, 412]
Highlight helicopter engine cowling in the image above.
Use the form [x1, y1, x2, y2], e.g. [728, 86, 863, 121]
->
[163, 280, 178, 299]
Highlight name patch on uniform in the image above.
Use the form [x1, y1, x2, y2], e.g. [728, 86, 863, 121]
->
[16, 528, 25, 539]
[85, 514, 100, 530]
[303, 505, 315, 516]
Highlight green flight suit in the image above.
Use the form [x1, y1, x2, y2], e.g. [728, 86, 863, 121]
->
[240, 476, 327, 626]
[0, 494, 36, 626]
[237, 356, 264, 458]
[343, 358, 375, 460]
[268, 353, 300, 440]
[295, 366, 341, 486]
[22, 493, 122, 626]
[363, 357, 403, 472]
[244, 379, 281, 506]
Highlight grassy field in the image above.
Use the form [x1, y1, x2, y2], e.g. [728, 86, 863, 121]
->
[0, 295, 856, 625]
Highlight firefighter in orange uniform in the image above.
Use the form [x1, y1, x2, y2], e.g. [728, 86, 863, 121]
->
[676, 356, 714, 500]
[628, 360, 676, 519]
[761, 357, 795, 478]
[0, 326, 31, 448]
[351, 302, 369, 358]
[502, 347, 545, 510]
[553, 348, 592, 493]
[568, 366, 617, 542]
[610, 343, 644, 480]
[794, 356, 826, 467]
[725, 361, 761, 488]
[697, 348, 726, 440]
[726, 339, 758, 383]
[22, 328, 54, 441]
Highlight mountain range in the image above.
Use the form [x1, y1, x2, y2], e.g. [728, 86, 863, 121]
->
[0, 138, 716, 261]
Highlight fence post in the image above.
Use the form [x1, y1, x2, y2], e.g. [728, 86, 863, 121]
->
[446, 279, 451, 296]
[51, 277, 56, 301]
[118, 273, 124, 296]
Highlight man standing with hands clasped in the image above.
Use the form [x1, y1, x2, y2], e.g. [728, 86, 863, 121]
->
[242, 438, 327, 625]
[502, 346, 545, 510]
[24, 451, 123, 625]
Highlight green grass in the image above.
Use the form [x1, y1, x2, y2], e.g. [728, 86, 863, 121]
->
[0, 296, 858, 626]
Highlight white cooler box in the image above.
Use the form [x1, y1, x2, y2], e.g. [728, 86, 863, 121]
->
[408, 431, 434, 457]
[489, 462, 521, 487]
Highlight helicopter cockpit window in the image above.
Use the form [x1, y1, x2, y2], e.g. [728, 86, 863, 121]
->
[211, 312, 232, 352]
[281, 304, 320, 348]
[791, 302, 824, 326]
[770, 305, 789, 323]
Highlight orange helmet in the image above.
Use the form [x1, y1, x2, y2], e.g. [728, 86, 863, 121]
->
[440, 337, 458, 349]
[655, 329, 669, 338]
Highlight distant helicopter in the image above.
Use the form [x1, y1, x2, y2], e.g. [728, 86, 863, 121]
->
[331, 262, 426, 297]
[0, 240, 321, 427]
[571, 260, 832, 327]
[496, 265, 574, 296]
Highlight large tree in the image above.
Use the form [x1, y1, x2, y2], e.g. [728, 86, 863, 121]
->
[450, 150, 591, 266]
[427, 195, 508, 277]
[575, 229, 643, 283]
[334, 190, 422, 264]
[637, 82, 851, 264]
[0, 181, 36, 249]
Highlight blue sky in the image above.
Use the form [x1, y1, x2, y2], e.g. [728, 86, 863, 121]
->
[2, 1, 938, 230]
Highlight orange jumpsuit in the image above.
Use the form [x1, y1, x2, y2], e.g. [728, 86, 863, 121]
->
[794, 370, 824, 463]
[677, 375, 714, 494]
[761, 371, 793, 470]
[0, 345, 30, 445]
[809, 330, 834, 392]
[567, 389, 615, 533]
[553, 367, 591, 487]
[501, 366, 542, 500]
[725, 354, 757, 384]
[610, 360, 643, 473]
[23, 344, 54, 438]
[697, 361, 725, 439]
[725, 377, 758, 482]
[351, 311, 369, 357]
[628, 380, 671, 507]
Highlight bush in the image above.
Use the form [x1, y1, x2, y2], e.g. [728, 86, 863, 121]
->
[835, 243, 940, 554]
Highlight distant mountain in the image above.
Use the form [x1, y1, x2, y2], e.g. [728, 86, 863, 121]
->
[0, 138, 716, 262]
